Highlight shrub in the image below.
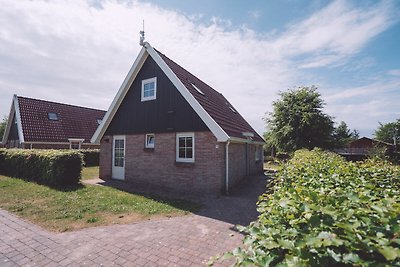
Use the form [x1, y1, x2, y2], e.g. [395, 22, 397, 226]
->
[223, 149, 400, 266]
[275, 152, 291, 161]
[0, 149, 82, 186]
[78, 149, 100, 166]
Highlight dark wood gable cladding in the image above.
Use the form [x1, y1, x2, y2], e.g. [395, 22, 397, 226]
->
[8, 115, 19, 141]
[105, 56, 209, 135]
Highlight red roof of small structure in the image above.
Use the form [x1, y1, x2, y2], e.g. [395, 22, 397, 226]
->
[156, 50, 264, 142]
[17, 96, 106, 143]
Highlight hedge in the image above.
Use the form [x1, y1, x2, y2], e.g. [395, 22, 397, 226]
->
[223, 149, 400, 266]
[78, 149, 100, 166]
[0, 149, 82, 186]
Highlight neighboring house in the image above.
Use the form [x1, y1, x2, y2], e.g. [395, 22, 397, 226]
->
[92, 41, 265, 195]
[335, 136, 394, 161]
[2, 95, 106, 149]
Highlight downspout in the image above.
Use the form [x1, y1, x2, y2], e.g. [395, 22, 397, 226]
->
[225, 140, 230, 195]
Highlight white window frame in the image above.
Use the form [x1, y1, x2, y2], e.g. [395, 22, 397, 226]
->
[145, 133, 155, 149]
[68, 138, 84, 150]
[176, 132, 195, 163]
[141, 77, 157, 101]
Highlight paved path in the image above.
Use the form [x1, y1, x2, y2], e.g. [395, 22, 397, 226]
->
[0, 175, 268, 266]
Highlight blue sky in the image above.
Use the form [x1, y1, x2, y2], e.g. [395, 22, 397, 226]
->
[0, 0, 399, 138]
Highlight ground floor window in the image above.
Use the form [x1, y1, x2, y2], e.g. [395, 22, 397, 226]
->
[145, 133, 155, 148]
[176, 132, 194, 162]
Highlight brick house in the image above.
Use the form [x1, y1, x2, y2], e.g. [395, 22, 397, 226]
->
[2, 95, 106, 149]
[92, 42, 265, 195]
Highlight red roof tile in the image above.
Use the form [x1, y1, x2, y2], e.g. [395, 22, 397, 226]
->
[156, 50, 264, 142]
[17, 96, 106, 143]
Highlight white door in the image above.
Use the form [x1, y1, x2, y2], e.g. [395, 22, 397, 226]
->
[112, 135, 125, 180]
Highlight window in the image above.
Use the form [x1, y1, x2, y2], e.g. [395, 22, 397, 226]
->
[141, 77, 157, 101]
[176, 133, 194, 162]
[145, 133, 155, 148]
[68, 138, 84, 149]
[191, 82, 204, 95]
[70, 142, 80, 149]
[48, 112, 59, 121]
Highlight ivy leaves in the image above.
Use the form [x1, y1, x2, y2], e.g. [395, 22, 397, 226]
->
[224, 149, 400, 266]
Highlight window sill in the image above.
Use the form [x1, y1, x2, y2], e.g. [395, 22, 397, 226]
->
[175, 161, 195, 167]
[143, 148, 155, 152]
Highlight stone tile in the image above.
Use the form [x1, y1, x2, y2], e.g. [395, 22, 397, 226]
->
[0, 174, 268, 266]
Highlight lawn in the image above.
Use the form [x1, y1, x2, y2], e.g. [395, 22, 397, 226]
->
[81, 166, 100, 180]
[0, 167, 199, 232]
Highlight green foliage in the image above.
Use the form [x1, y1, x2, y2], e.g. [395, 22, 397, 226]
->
[265, 86, 334, 153]
[78, 149, 100, 166]
[332, 121, 359, 148]
[0, 116, 7, 141]
[374, 119, 400, 145]
[0, 149, 82, 186]
[224, 149, 400, 266]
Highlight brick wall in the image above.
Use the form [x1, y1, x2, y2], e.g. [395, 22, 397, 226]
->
[99, 132, 264, 195]
[228, 143, 264, 190]
[99, 131, 225, 194]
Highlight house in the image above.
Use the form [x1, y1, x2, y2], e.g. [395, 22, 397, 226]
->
[336, 136, 394, 161]
[91, 41, 265, 195]
[2, 95, 106, 149]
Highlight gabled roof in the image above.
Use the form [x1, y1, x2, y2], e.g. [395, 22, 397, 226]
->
[91, 42, 264, 144]
[2, 95, 106, 144]
[348, 136, 394, 147]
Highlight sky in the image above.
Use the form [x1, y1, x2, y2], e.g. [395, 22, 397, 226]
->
[0, 0, 399, 138]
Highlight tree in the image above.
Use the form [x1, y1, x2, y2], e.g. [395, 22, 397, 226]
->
[264, 86, 334, 153]
[0, 116, 7, 141]
[332, 121, 359, 148]
[374, 119, 400, 145]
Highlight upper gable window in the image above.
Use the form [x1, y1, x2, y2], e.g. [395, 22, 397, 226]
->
[141, 77, 157, 101]
[48, 112, 59, 121]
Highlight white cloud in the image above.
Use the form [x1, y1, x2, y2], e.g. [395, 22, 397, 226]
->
[272, 0, 395, 67]
[0, 0, 397, 137]
[388, 69, 400, 76]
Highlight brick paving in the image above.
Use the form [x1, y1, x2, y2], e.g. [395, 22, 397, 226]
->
[0, 175, 267, 266]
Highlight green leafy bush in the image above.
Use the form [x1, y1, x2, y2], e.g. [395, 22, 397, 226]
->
[225, 149, 400, 266]
[0, 149, 82, 186]
[275, 152, 291, 161]
[78, 149, 100, 166]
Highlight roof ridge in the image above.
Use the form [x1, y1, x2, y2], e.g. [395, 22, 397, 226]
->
[16, 95, 106, 113]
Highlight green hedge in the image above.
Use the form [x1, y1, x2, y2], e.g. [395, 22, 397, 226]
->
[78, 149, 100, 167]
[0, 149, 82, 186]
[224, 149, 400, 266]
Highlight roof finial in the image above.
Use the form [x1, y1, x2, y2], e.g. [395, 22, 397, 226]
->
[139, 20, 145, 46]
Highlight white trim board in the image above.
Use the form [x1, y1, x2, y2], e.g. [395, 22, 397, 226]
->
[91, 47, 148, 143]
[91, 42, 229, 144]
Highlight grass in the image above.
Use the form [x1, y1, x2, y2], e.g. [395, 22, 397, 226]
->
[0, 170, 200, 232]
[81, 166, 100, 180]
